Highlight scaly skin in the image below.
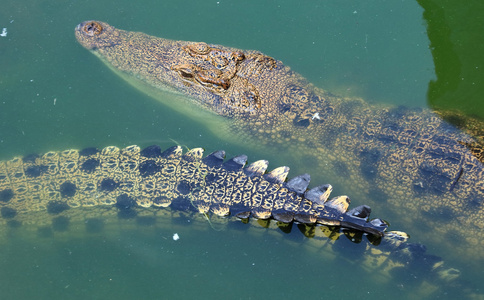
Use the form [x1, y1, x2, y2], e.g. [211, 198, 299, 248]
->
[74, 21, 484, 264]
[0, 144, 389, 235]
[0, 143, 463, 297]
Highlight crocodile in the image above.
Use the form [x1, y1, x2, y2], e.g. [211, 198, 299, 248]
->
[0, 143, 389, 235]
[0, 143, 463, 295]
[73, 21, 484, 265]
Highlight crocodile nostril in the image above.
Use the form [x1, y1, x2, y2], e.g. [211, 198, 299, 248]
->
[82, 21, 103, 36]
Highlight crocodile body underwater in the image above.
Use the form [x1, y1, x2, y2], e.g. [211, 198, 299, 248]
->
[0, 144, 388, 235]
[73, 21, 484, 264]
[0, 143, 463, 296]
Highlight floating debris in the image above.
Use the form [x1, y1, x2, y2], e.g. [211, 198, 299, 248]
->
[0, 28, 7, 37]
[173, 233, 180, 241]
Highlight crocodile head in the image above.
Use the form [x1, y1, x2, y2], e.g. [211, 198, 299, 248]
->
[74, 20, 304, 121]
[75, 20, 228, 119]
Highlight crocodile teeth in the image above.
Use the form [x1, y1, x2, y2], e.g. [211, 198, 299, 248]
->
[223, 155, 247, 171]
[183, 148, 204, 161]
[264, 166, 289, 184]
[202, 150, 225, 167]
[324, 195, 350, 213]
[244, 160, 268, 177]
[286, 173, 311, 194]
[346, 205, 372, 220]
[304, 184, 332, 204]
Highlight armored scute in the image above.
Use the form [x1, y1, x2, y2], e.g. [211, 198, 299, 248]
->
[0, 144, 387, 236]
[74, 21, 484, 263]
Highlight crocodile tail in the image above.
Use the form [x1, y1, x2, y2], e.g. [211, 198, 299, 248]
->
[0, 144, 466, 293]
[0, 144, 390, 237]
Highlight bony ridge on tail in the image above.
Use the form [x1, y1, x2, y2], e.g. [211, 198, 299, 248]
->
[0, 143, 461, 293]
[72, 20, 484, 296]
[0, 144, 389, 235]
[73, 21, 484, 265]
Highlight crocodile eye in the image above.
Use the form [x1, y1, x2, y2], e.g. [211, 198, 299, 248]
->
[83, 21, 103, 36]
[190, 42, 211, 55]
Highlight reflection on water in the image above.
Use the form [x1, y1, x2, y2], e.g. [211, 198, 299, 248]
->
[419, 0, 484, 146]
[0, 214, 465, 300]
[419, 0, 484, 121]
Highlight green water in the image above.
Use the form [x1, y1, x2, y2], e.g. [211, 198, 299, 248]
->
[1, 1, 483, 299]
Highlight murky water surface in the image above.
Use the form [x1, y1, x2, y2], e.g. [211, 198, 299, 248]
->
[1, 1, 483, 299]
